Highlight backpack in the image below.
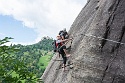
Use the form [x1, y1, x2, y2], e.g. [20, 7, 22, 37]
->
[52, 40, 57, 52]
[59, 31, 68, 39]
[59, 30, 64, 36]
[52, 40, 62, 52]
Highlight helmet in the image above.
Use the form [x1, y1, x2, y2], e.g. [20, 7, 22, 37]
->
[63, 28, 66, 31]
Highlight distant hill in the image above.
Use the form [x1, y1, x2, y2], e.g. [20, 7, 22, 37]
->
[13, 37, 54, 78]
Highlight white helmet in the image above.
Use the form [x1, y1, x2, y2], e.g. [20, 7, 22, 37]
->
[63, 28, 66, 31]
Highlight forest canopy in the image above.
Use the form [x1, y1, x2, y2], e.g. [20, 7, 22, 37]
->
[0, 37, 53, 83]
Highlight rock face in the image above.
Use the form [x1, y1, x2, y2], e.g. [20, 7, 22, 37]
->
[41, 0, 125, 83]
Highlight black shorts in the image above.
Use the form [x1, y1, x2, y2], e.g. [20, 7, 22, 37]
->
[60, 53, 67, 65]
[59, 45, 67, 64]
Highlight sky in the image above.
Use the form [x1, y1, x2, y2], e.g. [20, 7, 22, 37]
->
[0, 0, 87, 45]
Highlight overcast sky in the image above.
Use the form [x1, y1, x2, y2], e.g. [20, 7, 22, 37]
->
[0, 0, 87, 45]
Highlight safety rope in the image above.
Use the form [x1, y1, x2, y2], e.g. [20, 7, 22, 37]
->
[85, 34, 125, 45]
[64, 33, 125, 71]
[56, 33, 125, 70]
[71, 34, 125, 45]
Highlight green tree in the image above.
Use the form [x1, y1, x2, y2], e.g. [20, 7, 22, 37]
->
[10, 36, 53, 78]
[0, 37, 37, 83]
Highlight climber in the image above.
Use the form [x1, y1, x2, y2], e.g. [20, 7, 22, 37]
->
[59, 28, 69, 40]
[56, 35, 72, 71]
